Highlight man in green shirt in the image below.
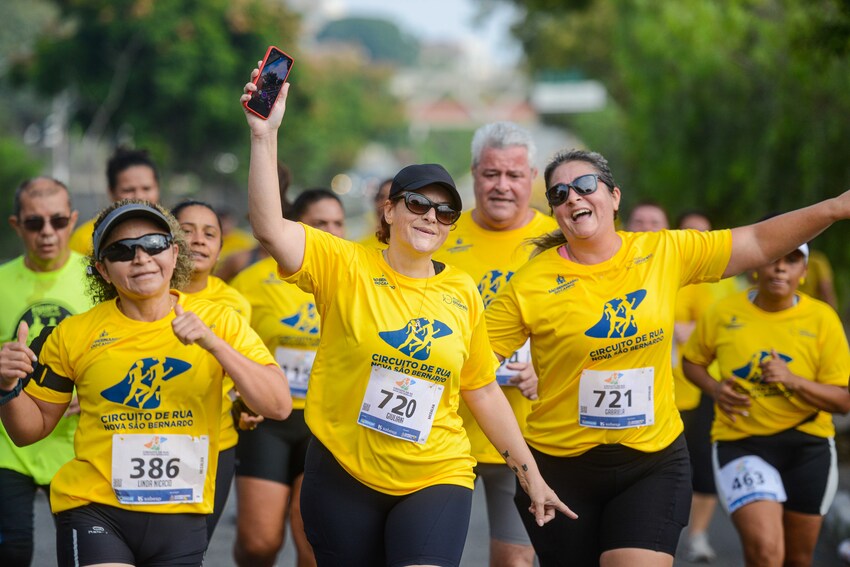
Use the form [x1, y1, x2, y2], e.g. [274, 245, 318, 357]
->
[0, 177, 92, 566]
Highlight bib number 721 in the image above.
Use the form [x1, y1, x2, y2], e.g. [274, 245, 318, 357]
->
[593, 389, 632, 409]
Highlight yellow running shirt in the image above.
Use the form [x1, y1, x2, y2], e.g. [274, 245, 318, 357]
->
[231, 256, 321, 411]
[435, 209, 558, 464]
[486, 229, 732, 457]
[284, 225, 497, 495]
[69, 217, 95, 255]
[26, 292, 275, 514]
[682, 290, 850, 442]
[187, 276, 252, 451]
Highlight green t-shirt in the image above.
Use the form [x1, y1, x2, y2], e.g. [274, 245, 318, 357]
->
[0, 252, 93, 484]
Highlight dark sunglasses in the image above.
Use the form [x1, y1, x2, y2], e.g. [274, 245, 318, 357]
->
[100, 233, 173, 262]
[21, 216, 71, 232]
[546, 174, 601, 207]
[395, 192, 460, 225]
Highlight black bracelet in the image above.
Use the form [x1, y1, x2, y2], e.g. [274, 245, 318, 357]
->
[0, 379, 23, 407]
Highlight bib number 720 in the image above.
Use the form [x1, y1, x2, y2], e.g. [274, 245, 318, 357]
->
[593, 389, 632, 408]
[129, 457, 181, 480]
[378, 389, 417, 418]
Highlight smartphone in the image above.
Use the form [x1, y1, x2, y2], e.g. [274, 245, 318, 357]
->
[244, 46, 294, 119]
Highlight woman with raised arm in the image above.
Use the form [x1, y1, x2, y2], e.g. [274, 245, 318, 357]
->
[484, 148, 850, 567]
[682, 243, 850, 567]
[241, 75, 574, 567]
[0, 200, 290, 566]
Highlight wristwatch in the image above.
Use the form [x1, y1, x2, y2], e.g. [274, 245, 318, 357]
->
[0, 379, 23, 407]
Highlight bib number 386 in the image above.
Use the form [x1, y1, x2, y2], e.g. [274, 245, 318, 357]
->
[112, 434, 208, 505]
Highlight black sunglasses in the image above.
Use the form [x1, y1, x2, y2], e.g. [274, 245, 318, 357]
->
[100, 233, 173, 262]
[396, 192, 460, 225]
[21, 216, 71, 232]
[546, 174, 601, 207]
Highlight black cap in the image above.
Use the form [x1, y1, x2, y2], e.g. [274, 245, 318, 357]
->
[389, 164, 462, 211]
[93, 202, 172, 260]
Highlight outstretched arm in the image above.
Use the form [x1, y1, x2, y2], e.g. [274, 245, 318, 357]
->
[241, 69, 305, 277]
[724, 192, 850, 277]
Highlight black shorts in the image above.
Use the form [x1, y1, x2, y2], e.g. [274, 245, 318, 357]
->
[55, 503, 207, 567]
[207, 446, 236, 541]
[516, 434, 691, 567]
[681, 393, 716, 494]
[235, 408, 311, 485]
[300, 438, 473, 567]
[0, 468, 46, 567]
[713, 429, 837, 515]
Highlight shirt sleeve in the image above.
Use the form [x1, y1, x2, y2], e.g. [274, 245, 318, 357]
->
[459, 308, 499, 391]
[484, 278, 529, 361]
[815, 307, 850, 387]
[674, 229, 733, 287]
[282, 224, 359, 305]
[681, 304, 719, 369]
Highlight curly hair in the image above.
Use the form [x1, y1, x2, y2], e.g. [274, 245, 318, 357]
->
[85, 200, 193, 304]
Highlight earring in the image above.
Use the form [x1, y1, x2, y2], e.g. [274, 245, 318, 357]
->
[799, 277, 806, 285]
[752, 272, 758, 281]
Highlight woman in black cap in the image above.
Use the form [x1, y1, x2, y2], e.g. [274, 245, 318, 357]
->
[0, 200, 291, 566]
[241, 74, 574, 567]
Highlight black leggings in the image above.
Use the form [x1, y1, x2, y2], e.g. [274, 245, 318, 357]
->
[0, 468, 44, 567]
[300, 438, 473, 567]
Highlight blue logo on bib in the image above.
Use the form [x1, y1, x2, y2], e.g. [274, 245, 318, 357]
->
[732, 351, 793, 383]
[281, 302, 320, 335]
[101, 357, 192, 409]
[379, 318, 453, 360]
[585, 290, 647, 339]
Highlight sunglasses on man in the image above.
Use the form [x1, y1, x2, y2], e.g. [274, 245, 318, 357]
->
[99, 233, 173, 263]
[21, 216, 71, 232]
[395, 192, 460, 225]
[545, 174, 603, 207]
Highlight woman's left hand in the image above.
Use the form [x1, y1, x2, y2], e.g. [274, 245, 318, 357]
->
[760, 349, 799, 389]
[519, 475, 578, 526]
[171, 304, 219, 351]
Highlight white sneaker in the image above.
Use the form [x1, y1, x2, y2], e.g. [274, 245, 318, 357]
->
[686, 532, 716, 563]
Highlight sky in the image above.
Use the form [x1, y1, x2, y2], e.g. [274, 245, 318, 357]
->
[319, 0, 522, 63]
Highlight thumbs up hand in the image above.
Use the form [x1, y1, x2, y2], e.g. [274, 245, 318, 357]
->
[0, 321, 38, 388]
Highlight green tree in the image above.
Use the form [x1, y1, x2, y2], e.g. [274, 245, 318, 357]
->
[317, 17, 419, 67]
[493, 0, 850, 307]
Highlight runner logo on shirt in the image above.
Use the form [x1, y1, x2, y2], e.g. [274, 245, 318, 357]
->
[478, 270, 514, 307]
[379, 318, 453, 360]
[585, 290, 648, 339]
[280, 302, 319, 335]
[732, 351, 792, 383]
[101, 357, 192, 409]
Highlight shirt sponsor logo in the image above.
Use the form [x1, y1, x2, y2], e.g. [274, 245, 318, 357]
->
[14, 302, 73, 343]
[280, 302, 319, 335]
[548, 274, 578, 295]
[263, 271, 284, 285]
[92, 329, 119, 349]
[585, 290, 648, 339]
[633, 253, 653, 266]
[101, 357, 192, 409]
[725, 316, 744, 330]
[445, 237, 472, 254]
[379, 318, 453, 361]
[442, 293, 468, 312]
[478, 270, 514, 307]
[373, 276, 395, 289]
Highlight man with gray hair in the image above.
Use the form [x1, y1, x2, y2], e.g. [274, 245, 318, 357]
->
[437, 121, 558, 566]
[0, 178, 92, 566]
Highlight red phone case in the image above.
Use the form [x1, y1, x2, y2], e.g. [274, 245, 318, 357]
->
[244, 45, 294, 119]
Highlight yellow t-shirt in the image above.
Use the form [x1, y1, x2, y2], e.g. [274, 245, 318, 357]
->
[231, 256, 321, 411]
[486, 229, 732, 457]
[27, 292, 275, 514]
[284, 225, 497, 495]
[682, 290, 850, 442]
[186, 276, 252, 451]
[435, 209, 558, 463]
[69, 218, 96, 255]
[673, 277, 740, 411]
[357, 231, 386, 250]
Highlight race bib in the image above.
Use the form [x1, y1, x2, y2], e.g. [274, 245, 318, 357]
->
[578, 367, 654, 428]
[495, 339, 532, 387]
[112, 434, 208, 505]
[357, 365, 444, 444]
[275, 346, 317, 399]
[718, 455, 787, 514]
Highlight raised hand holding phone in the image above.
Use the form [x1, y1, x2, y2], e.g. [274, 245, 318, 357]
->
[243, 46, 294, 120]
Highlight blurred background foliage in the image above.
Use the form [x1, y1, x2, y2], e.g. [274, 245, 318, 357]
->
[492, 0, 850, 307]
